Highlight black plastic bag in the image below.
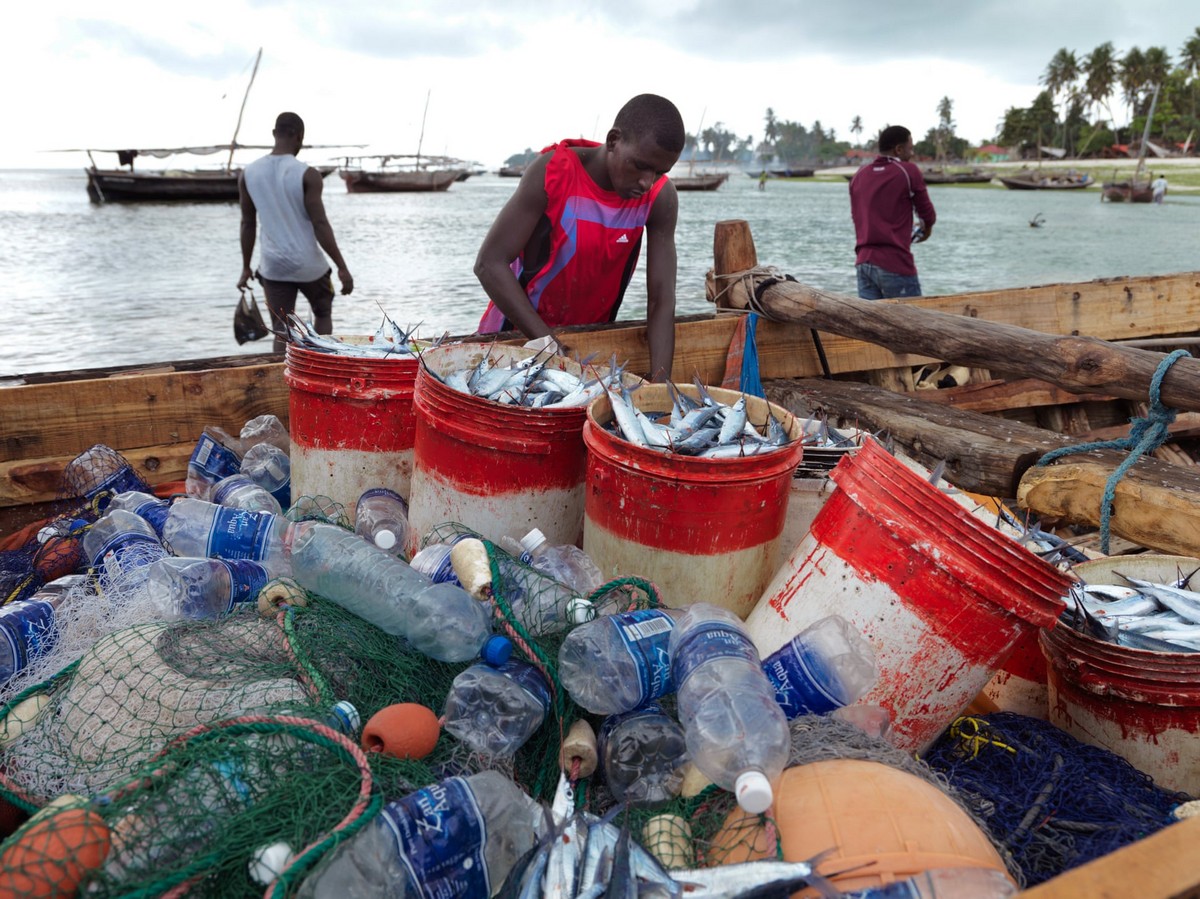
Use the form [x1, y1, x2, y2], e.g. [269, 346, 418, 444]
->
[234, 286, 270, 344]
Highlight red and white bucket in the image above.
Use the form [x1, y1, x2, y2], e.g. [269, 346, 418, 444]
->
[1042, 554, 1200, 795]
[745, 436, 1070, 753]
[284, 343, 418, 514]
[407, 344, 638, 556]
[582, 384, 804, 618]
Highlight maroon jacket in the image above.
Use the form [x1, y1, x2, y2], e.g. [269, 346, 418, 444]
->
[849, 156, 937, 276]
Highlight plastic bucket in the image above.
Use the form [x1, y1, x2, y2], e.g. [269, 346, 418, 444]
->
[284, 343, 418, 515]
[407, 344, 638, 555]
[582, 384, 804, 618]
[1042, 554, 1200, 795]
[745, 436, 1071, 753]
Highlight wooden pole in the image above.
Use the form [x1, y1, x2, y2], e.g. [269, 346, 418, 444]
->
[715, 220, 1200, 411]
[227, 47, 262, 173]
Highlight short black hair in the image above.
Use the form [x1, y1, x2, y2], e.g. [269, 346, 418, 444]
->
[878, 125, 911, 154]
[274, 112, 305, 137]
[614, 94, 685, 154]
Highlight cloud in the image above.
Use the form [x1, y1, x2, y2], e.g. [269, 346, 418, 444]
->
[67, 19, 254, 79]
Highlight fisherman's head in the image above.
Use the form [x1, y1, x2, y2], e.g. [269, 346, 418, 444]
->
[273, 112, 306, 154]
[878, 125, 914, 161]
[605, 94, 685, 199]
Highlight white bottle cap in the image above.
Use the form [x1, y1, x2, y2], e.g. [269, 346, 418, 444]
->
[519, 528, 548, 555]
[374, 530, 397, 551]
[566, 597, 595, 625]
[734, 771, 774, 814]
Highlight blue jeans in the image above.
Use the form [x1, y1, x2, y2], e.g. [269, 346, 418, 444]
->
[856, 263, 922, 300]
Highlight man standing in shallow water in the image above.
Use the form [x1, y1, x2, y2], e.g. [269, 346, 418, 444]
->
[238, 112, 353, 352]
[848, 125, 936, 299]
[473, 94, 684, 382]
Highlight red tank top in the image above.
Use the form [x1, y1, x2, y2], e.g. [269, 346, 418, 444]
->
[477, 139, 667, 333]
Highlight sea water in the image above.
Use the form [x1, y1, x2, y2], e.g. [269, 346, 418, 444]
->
[2, 167, 1198, 376]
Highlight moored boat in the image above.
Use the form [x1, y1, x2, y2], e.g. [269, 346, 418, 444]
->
[339, 162, 465, 193]
[670, 172, 730, 191]
[998, 169, 1094, 190]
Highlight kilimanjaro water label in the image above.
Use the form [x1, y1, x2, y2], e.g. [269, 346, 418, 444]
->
[204, 507, 276, 560]
[615, 609, 676, 706]
[672, 622, 760, 687]
[762, 637, 842, 718]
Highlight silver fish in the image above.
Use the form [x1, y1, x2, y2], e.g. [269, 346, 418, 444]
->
[668, 853, 841, 899]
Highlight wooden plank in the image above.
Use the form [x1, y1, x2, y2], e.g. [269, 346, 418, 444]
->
[0, 443, 193, 509]
[913, 378, 1117, 414]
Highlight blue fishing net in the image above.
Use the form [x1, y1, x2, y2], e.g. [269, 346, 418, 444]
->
[921, 711, 1191, 886]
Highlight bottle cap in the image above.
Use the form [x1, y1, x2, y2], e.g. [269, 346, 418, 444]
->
[566, 597, 595, 625]
[734, 770, 774, 814]
[328, 700, 361, 736]
[519, 528, 548, 555]
[482, 634, 513, 667]
[373, 530, 398, 551]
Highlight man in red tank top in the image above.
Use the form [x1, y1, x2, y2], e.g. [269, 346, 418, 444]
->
[474, 95, 684, 381]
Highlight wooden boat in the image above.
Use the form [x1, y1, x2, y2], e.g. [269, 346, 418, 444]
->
[998, 169, 1094, 190]
[339, 162, 465, 193]
[768, 167, 815, 178]
[670, 172, 730, 191]
[921, 166, 994, 184]
[497, 165, 527, 177]
[1102, 83, 1160, 204]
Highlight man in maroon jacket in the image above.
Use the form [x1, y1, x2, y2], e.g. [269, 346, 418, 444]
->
[848, 125, 936, 299]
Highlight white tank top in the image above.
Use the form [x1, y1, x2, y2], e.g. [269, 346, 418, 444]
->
[243, 154, 330, 282]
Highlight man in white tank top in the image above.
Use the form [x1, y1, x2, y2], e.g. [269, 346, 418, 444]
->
[239, 112, 353, 352]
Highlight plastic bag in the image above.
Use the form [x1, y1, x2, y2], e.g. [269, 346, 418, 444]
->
[234, 286, 270, 344]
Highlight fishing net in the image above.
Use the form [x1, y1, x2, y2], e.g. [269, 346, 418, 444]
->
[921, 711, 1192, 886]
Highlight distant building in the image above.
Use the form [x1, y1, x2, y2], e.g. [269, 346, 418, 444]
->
[974, 143, 1010, 162]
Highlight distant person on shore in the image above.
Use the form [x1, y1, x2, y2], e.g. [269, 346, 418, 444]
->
[1152, 173, 1168, 205]
[238, 112, 353, 353]
[759, 170, 768, 190]
[848, 125, 936, 299]
[473, 94, 684, 381]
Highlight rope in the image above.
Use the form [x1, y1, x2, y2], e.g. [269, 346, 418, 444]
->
[1033, 349, 1190, 554]
[708, 265, 794, 311]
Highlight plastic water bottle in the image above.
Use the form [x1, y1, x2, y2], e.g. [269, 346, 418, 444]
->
[143, 557, 274, 620]
[519, 528, 604, 595]
[82, 509, 168, 586]
[443, 657, 553, 757]
[599, 704, 689, 806]
[762, 615, 879, 719]
[62, 445, 147, 510]
[108, 491, 172, 538]
[240, 443, 291, 510]
[844, 867, 1017, 898]
[211, 473, 283, 516]
[670, 602, 790, 814]
[492, 552, 593, 637]
[185, 427, 244, 500]
[239, 414, 290, 453]
[353, 487, 410, 556]
[286, 521, 496, 663]
[0, 575, 89, 685]
[557, 607, 681, 715]
[161, 498, 291, 571]
[409, 542, 459, 584]
[295, 770, 547, 899]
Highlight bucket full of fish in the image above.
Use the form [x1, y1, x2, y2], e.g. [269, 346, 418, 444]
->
[581, 382, 804, 618]
[284, 315, 422, 513]
[407, 343, 639, 555]
[1042, 554, 1200, 795]
[745, 436, 1071, 753]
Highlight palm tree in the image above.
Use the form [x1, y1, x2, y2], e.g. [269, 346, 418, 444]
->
[1041, 47, 1080, 151]
[936, 96, 955, 161]
[1084, 42, 1120, 131]
[1120, 46, 1148, 134]
[1181, 28, 1200, 118]
[850, 115, 863, 146]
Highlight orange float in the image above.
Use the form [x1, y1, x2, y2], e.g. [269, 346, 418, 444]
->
[0, 795, 111, 898]
[361, 703, 440, 760]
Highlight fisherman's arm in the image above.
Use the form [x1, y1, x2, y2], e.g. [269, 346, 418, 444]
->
[303, 168, 353, 295]
[238, 174, 257, 289]
[911, 170, 936, 242]
[644, 182, 679, 382]
[474, 154, 555, 339]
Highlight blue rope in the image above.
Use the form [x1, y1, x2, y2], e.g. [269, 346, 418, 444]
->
[1033, 349, 1190, 554]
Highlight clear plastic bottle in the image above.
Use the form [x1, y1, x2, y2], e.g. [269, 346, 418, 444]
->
[108, 491, 172, 538]
[161, 498, 291, 571]
[286, 521, 494, 663]
[761, 615, 879, 719]
[599, 704, 689, 806]
[211, 473, 283, 516]
[185, 426, 244, 500]
[354, 487, 410, 556]
[144, 557, 275, 620]
[669, 602, 790, 814]
[62, 445, 147, 510]
[557, 607, 681, 715]
[442, 658, 553, 757]
[82, 509, 169, 586]
[0, 574, 89, 685]
[410, 544, 460, 584]
[518, 528, 604, 596]
[240, 443, 292, 511]
[847, 867, 1017, 898]
[295, 770, 547, 899]
[239, 414, 290, 453]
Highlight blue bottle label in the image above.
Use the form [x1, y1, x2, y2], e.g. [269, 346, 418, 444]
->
[614, 609, 676, 705]
[189, 433, 242, 485]
[380, 776, 491, 899]
[131, 498, 170, 537]
[95, 532, 161, 573]
[268, 480, 291, 510]
[762, 638, 842, 718]
[212, 475, 258, 506]
[496, 659, 553, 718]
[92, 465, 145, 507]
[671, 622, 760, 687]
[205, 507, 276, 560]
[218, 559, 272, 612]
[0, 600, 57, 681]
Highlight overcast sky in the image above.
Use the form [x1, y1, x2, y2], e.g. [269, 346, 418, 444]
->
[5, 2, 1198, 170]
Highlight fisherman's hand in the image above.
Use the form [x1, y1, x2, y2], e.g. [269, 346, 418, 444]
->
[237, 267, 254, 290]
[338, 267, 354, 295]
[916, 222, 933, 243]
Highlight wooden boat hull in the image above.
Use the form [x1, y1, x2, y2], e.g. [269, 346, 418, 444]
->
[85, 169, 240, 203]
[671, 173, 730, 191]
[339, 169, 464, 193]
[1101, 182, 1154, 202]
[998, 175, 1093, 191]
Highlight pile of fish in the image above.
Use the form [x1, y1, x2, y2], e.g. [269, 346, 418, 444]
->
[435, 350, 631, 409]
[285, 313, 421, 357]
[1064, 569, 1200, 651]
[605, 379, 794, 458]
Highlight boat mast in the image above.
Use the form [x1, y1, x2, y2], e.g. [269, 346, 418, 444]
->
[227, 47, 263, 172]
[689, 108, 707, 177]
[415, 89, 431, 170]
[1135, 82, 1161, 184]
